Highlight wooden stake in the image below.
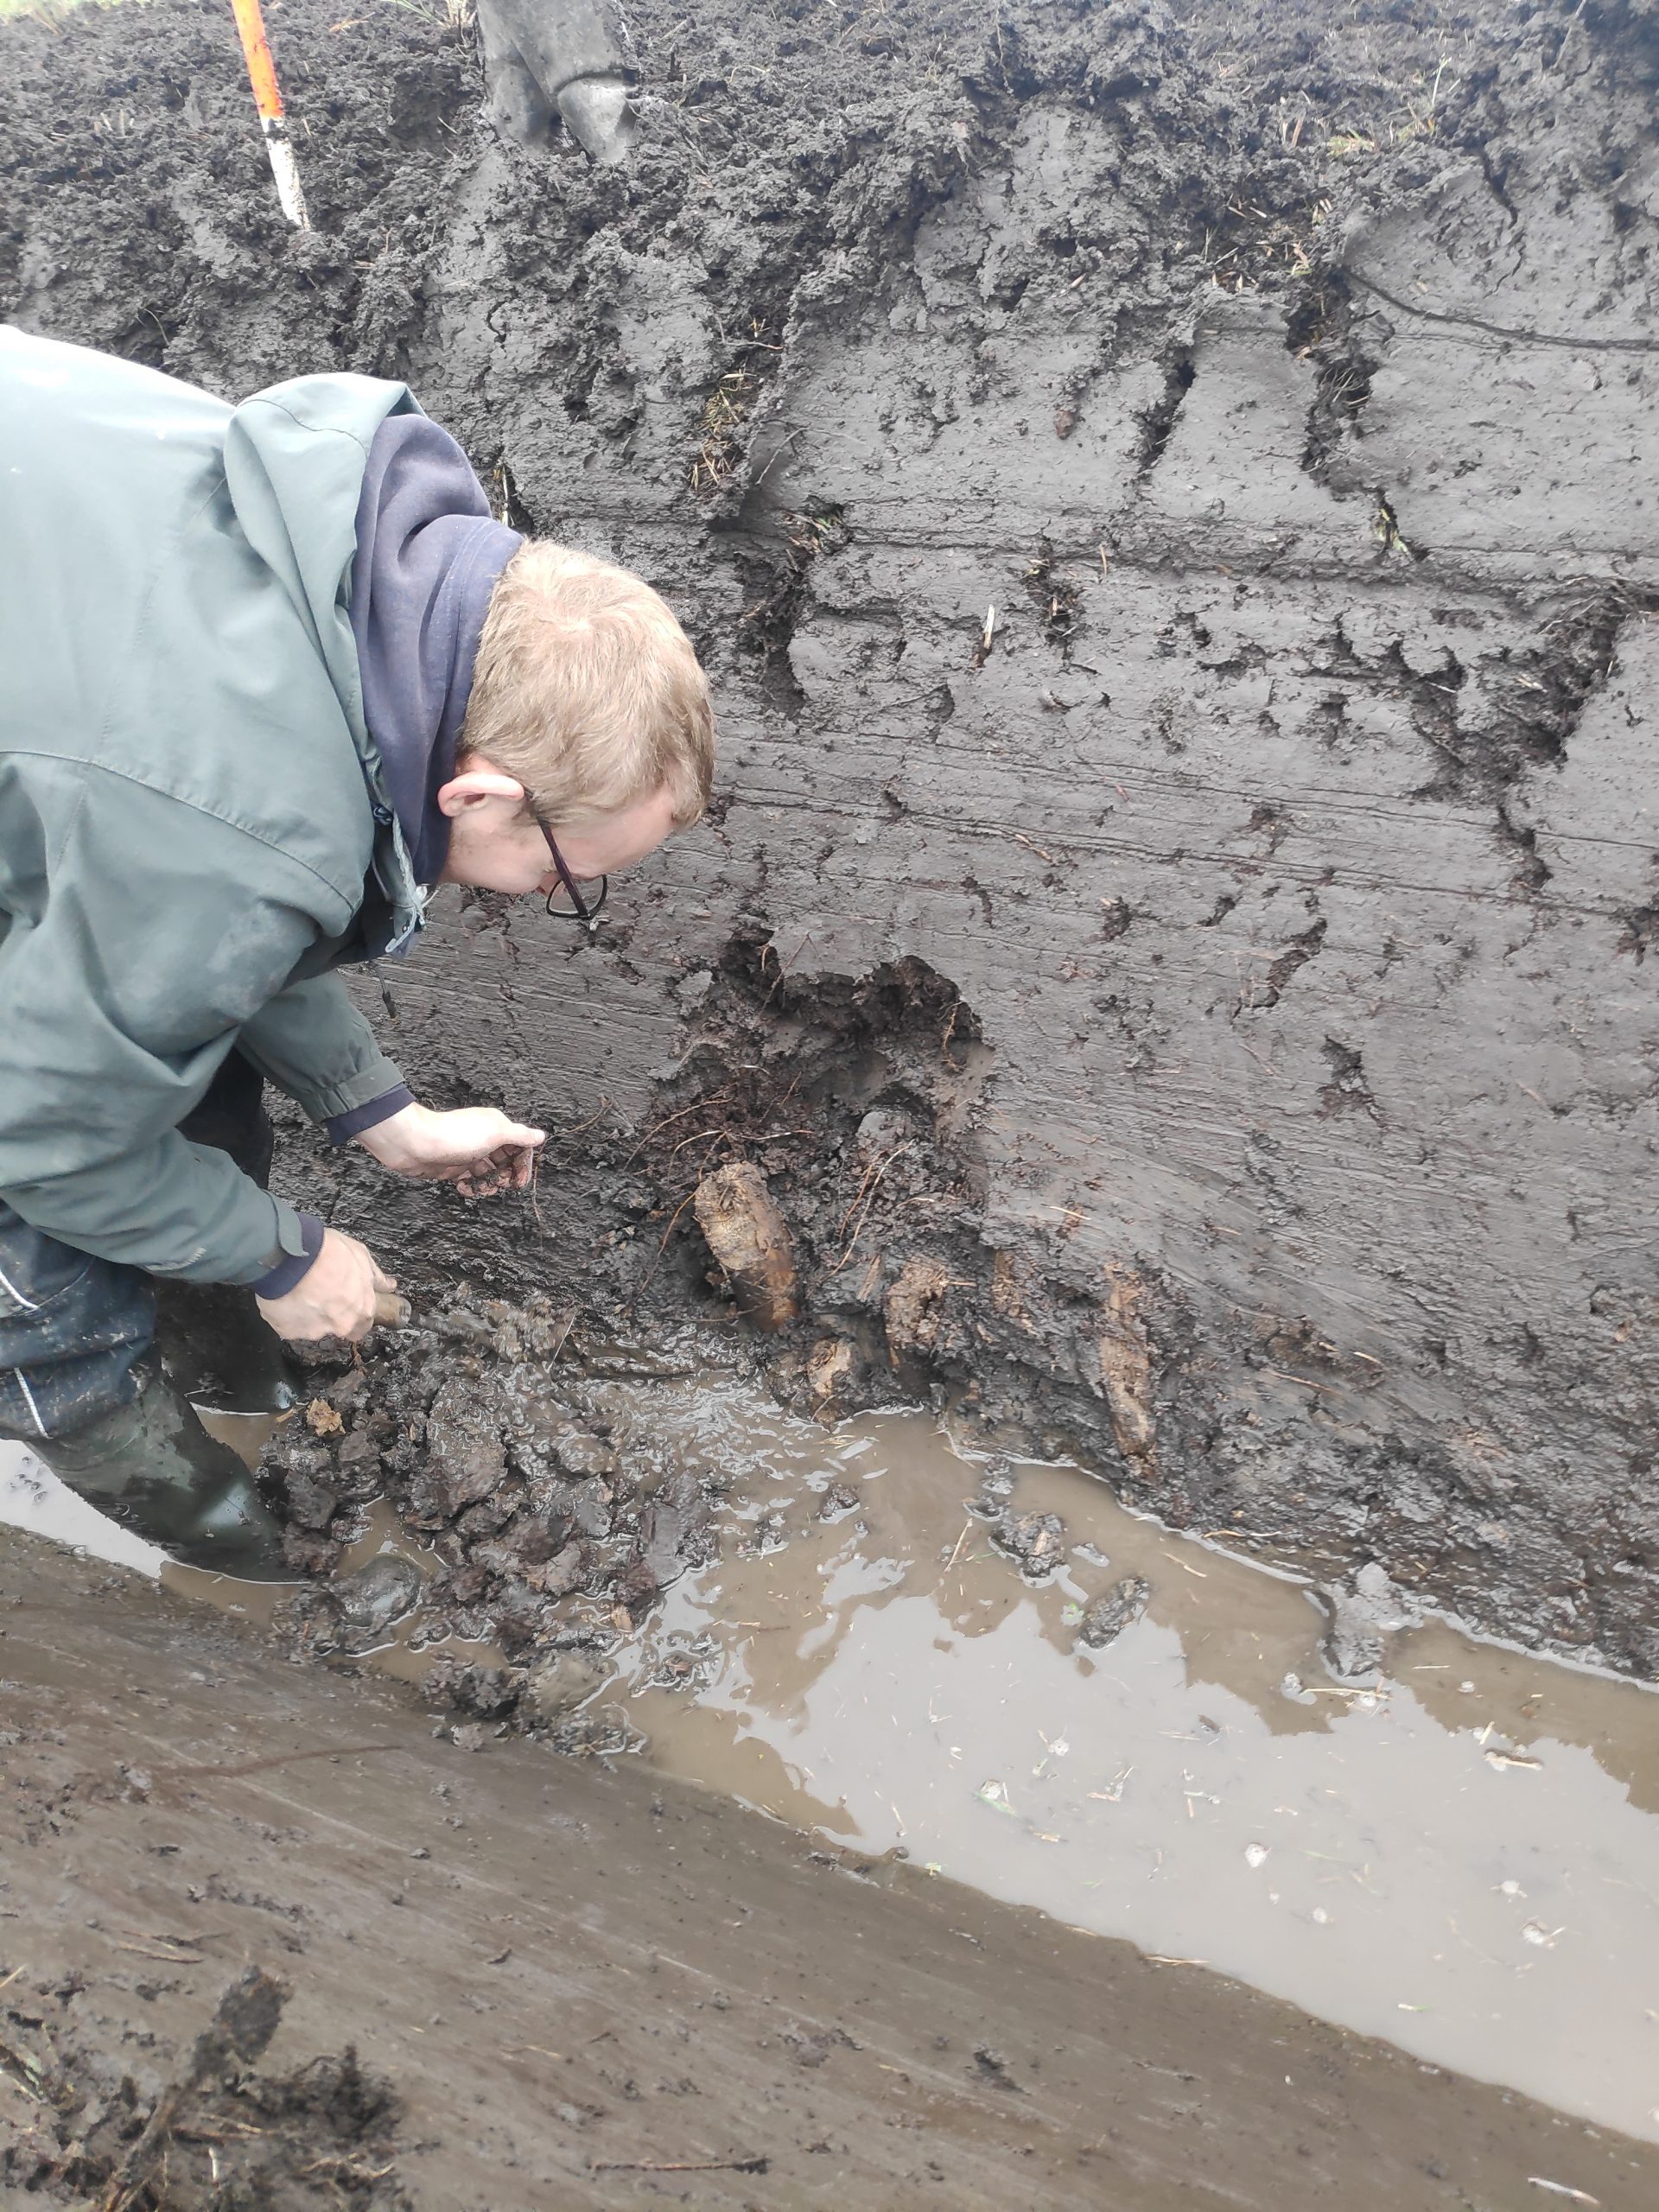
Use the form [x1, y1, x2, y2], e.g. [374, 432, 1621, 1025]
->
[229, 0, 309, 229]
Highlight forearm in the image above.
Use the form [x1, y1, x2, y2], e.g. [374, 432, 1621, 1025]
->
[0, 1141, 312, 1287]
[234, 972, 408, 1126]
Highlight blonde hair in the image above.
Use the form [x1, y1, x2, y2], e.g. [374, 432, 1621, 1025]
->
[461, 540, 714, 828]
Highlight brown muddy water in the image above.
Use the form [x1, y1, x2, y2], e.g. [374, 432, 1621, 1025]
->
[5, 1375, 1659, 2147]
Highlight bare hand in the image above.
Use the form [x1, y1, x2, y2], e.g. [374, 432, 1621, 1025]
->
[353, 1101, 545, 1197]
[256, 1226, 395, 1343]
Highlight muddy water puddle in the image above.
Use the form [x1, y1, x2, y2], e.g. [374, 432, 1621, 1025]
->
[6, 1382, 1659, 2144]
[528, 1376, 1659, 2147]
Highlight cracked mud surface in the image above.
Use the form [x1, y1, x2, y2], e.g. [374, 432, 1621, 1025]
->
[3, 0, 1658, 1669]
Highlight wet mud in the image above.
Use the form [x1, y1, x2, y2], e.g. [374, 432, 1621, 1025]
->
[3, 0, 1658, 1668]
[3, 1970, 409, 2212]
[7, 1523, 1659, 2212]
[231, 1321, 1659, 2141]
[12, 1306, 1659, 2142]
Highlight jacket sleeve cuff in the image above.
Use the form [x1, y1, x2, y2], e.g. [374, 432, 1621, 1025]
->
[251, 1212, 326, 1298]
[301, 1050, 410, 1126]
[325, 1084, 415, 1146]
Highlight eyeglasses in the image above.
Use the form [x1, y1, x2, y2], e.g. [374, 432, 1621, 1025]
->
[537, 819, 609, 935]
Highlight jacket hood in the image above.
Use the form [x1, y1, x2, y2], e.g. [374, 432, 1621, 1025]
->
[221, 369, 431, 953]
[348, 413, 523, 888]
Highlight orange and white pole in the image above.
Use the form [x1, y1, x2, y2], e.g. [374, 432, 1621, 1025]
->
[229, 0, 309, 230]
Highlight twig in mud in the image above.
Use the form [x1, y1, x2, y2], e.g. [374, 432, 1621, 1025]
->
[833, 1141, 914, 1269]
[527, 1097, 610, 1233]
[590, 2155, 770, 2176]
[117, 1923, 225, 1949]
[297, 2154, 397, 2183]
[664, 1126, 734, 1165]
[559, 1096, 614, 1142]
[0, 2024, 48, 2101]
[631, 1185, 702, 1304]
[621, 1085, 739, 1170]
[98, 1968, 289, 2212]
[669, 1123, 812, 1169]
[1259, 1366, 1345, 1395]
[763, 932, 814, 1004]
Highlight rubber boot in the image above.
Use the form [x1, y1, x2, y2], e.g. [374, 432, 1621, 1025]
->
[35, 1368, 289, 1581]
[555, 75, 639, 166]
[154, 1280, 299, 1416]
[476, 0, 640, 163]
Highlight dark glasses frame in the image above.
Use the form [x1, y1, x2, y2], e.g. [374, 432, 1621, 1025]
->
[537, 820, 610, 935]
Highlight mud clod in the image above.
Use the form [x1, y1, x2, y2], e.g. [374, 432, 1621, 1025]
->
[1077, 1575, 1153, 1649]
[1, 1970, 406, 2211]
[994, 1510, 1068, 1580]
[332, 1555, 425, 1638]
[806, 1336, 860, 1409]
[1320, 1562, 1415, 1683]
[259, 1306, 722, 1701]
[525, 1649, 609, 1724]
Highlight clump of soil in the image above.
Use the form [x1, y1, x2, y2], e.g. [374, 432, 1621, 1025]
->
[264, 1305, 725, 1740]
[1077, 1574, 1153, 1648]
[601, 935, 996, 1394]
[2, 1968, 407, 2210]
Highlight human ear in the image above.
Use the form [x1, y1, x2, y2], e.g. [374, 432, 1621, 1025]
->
[435, 768, 526, 818]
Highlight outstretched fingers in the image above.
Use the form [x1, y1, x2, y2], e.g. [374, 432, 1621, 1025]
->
[455, 1142, 537, 1198]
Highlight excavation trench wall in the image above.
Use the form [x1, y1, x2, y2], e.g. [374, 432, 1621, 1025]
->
[3, 0, 1658, 1667]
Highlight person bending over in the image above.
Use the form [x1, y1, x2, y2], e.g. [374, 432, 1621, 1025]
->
[0, 327, 713, 1579]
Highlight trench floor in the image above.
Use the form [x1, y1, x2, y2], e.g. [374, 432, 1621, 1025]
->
[5, 1370, 1659, 2163]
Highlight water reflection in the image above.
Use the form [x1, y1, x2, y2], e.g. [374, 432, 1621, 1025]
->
[582, 1392, 1659, 2146]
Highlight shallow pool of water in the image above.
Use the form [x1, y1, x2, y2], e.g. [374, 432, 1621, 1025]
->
[539, 1375, 1659, 2147]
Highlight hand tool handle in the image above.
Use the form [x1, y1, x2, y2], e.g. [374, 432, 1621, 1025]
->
[373, 1290, 411, 1329]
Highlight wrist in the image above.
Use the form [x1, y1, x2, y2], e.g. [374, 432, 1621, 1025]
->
[355, 1099, 428, 1166]
[326, 1084, 416, 1146]
[252, 1213, 326, 1299]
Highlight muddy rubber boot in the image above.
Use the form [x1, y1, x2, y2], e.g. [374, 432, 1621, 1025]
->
[554, 74, 639, 165]
[476, 0, 639, 163]
[35, 1370, 289, 1581]
[153, 1279, 299, 1415]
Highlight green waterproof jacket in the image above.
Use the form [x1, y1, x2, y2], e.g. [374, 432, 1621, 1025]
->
[0, 326, 429, 1287]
